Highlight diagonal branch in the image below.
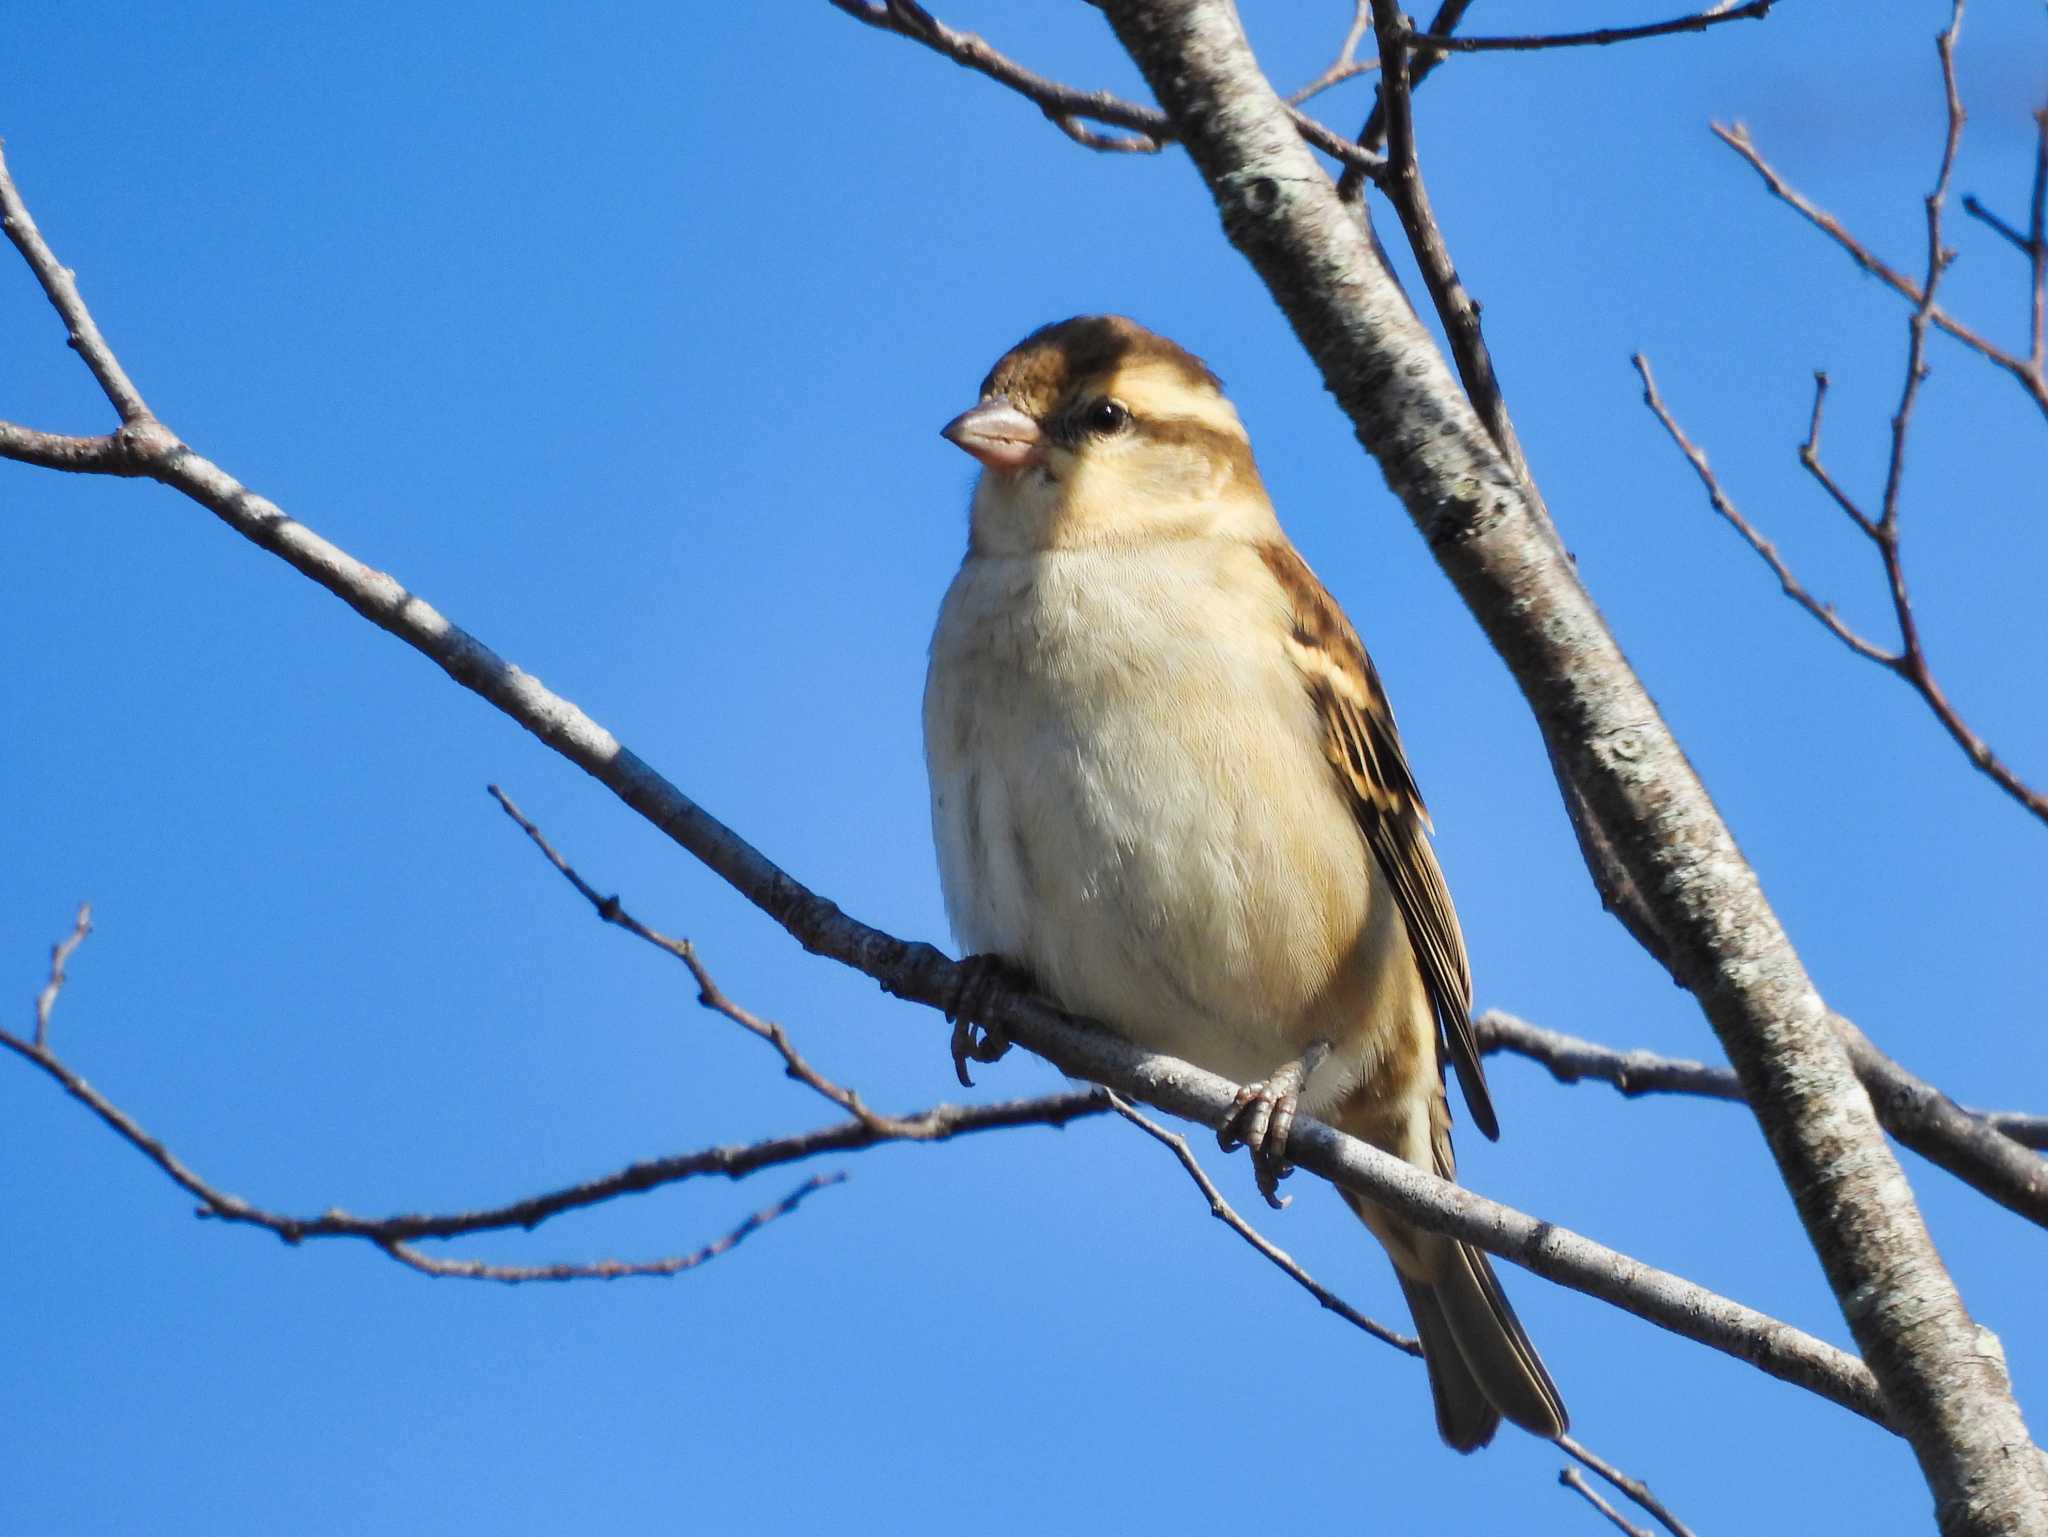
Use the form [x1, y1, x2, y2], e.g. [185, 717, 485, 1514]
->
[1562, 1466, 1657, 1537]
[1103, 1089, 1417, 1354]
[1633, 355, 2048, 826]
[1559, 1437, 1698, 1537]
[1715, 119, 2048, 421]
[1092, 0, 2043, 1525]
[824, 0, 1386, 177]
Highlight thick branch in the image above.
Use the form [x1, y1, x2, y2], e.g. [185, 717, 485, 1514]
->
[1092, 2, 2043, 1530]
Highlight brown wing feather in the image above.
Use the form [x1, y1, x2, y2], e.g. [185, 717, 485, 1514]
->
[1256, 543, 1500, 1142]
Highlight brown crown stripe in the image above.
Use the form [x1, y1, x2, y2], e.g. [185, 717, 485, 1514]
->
[981, 314, 1221, 416]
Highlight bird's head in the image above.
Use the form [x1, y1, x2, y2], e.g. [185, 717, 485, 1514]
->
[941, 315, 1271, 554]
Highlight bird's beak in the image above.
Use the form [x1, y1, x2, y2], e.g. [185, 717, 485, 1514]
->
[941, 398, 1043, 472]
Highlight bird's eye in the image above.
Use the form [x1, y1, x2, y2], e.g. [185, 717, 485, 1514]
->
[1081, 398, 1130, 435]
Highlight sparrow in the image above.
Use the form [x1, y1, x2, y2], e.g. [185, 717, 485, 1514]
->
[921, 315, 1566, 1452]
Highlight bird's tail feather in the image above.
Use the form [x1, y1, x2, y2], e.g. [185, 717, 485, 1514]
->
[1344, 1189, 1569, 1452]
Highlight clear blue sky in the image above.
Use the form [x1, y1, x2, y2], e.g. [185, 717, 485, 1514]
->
[5, 4, 2045, 1533]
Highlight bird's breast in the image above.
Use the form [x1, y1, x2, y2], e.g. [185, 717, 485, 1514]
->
[924, 542, 1405, 1094]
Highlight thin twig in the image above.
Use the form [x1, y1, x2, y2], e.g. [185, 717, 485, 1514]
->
[376, 1174, 844, 1284]
[1642, 34, 2048, 830]
[1102, 1090, 1418, 1354]
[825, 0, 1386, 177]
[1560, 1436, 1699, 1537]
[1715, 119, 2048, 421]
[1562, 1467, 1657, 1537]
[489, 784, 949, 1137]
[1345, 0, 1471, 187]
[1414, 1, 1774, 54]
[1367, 0, 1535, 495]
[1797, 373, 1881, 540]
[0, 159, 152, 422]
[1286, 1, 1378, 107]
[1960, 105, 2046, 371]
[0, 1005, 1106, 1253]
[1634, 353, 1898, 664]
[32, 902, 92, 1048]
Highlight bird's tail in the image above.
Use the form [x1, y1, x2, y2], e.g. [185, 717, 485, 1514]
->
[1335, 1109, 1568, 1452]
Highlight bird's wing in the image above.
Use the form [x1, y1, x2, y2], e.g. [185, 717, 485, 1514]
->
[1255, 541, 1499, 1141]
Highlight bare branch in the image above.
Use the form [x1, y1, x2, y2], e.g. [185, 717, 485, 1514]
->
[1096, 0, 2042, 1518]
[1345, 0, 1471, 190]
[1715, 120, 2048, 420]
[1414, 2, 1774, 55]
[1103, 1090, 1418, 1354]
[1286, 2, 1377, 108]
[1961, 105, 2046, 370]
[1562, 1467, 1657, 1537]
[489, 784, 944, 1137]
[823, 0, 1386, 178]
[826, 0, 1167, 152]
[1797, 372, 1882, 540]
[1642, 51, 2048, 829]
[1481, 1008, 2048, 1149]
[1370, 0, 1539, 491]
[32, 902, 92, 1049]
[1560, 1437, 1699, 1537]
[1634, 353, 1899, 665]
[0, 1006, 1106, 1253]
[375, 1175, 844, 1284]
[0, 157, 151, 422]
[1478, 1011, 2048, 1225]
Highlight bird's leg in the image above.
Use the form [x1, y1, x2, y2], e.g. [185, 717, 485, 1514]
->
[943, 953, 1031, 1087]
[1218, 1039, 1334, 1209]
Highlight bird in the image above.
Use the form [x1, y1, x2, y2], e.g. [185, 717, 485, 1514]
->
[920, 315, 1567, 1452]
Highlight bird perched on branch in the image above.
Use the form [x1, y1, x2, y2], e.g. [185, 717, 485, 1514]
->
[922, 315, 1566, 1451]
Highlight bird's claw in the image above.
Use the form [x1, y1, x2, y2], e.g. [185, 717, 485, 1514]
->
[1217, 1040, 1333, 1210]
[944, 954, 1025, 1087]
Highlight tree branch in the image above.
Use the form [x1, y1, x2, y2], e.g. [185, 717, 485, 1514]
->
[1562, 1466, 1657, 1537]
[1413, 2, 1775, 55]
[1477, 1010, 2048, 1229]
[1559, 1436, 1699, 1537]
[1103, 1089, 1417, 1355]
[1715, 119, 2048, 421]
[823, 0, 1386, 179]
[0, 997, 1107, 1263]
[32, 901, 91, 1049]
[1634, 346, 2048, 827]
[1091, 1, 2043, 1528]
[374, 1175, 845, 1284]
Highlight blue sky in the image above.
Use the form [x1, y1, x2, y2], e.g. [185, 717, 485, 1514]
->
[4, 3, 2045, 1532]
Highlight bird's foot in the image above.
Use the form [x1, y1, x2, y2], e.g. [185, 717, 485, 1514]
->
[944, 953, 1030, 1087]
[1218, 1039, 1334, 1210]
